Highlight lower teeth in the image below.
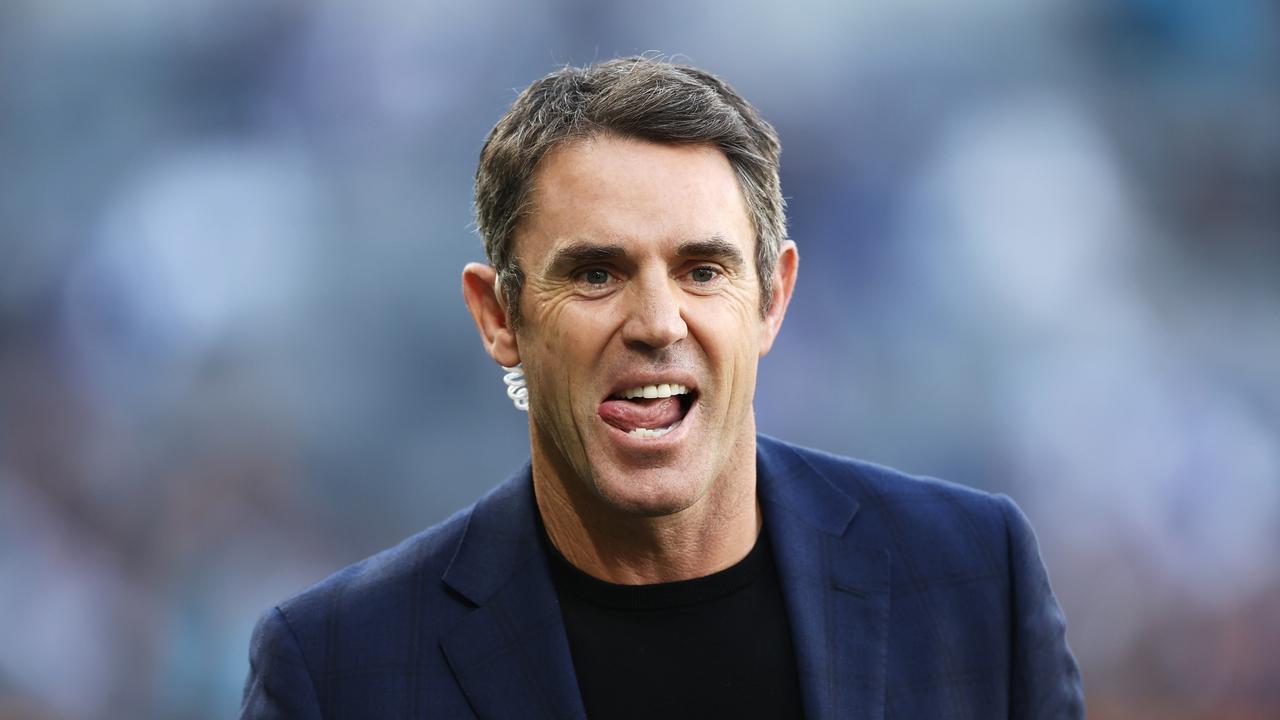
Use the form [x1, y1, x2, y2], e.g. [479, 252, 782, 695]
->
[628, 421, 678, 439]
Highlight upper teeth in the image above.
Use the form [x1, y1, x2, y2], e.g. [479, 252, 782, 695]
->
[620, 383, 690, 400]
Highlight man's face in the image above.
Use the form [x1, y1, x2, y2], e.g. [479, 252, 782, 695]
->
[509, 134, 790, 517]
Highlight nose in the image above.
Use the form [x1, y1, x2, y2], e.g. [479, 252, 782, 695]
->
[621, 272, 688, 351]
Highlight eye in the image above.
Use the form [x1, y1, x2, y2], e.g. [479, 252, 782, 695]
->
[571, 265, 622, 296]
[579, 268, 612, 286]
[690, 266, 719, 283]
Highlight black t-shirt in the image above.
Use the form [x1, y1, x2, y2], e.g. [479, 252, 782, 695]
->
[545, 528, 805, 719]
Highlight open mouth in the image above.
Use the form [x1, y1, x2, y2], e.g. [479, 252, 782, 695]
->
[598, 382, 697, 439]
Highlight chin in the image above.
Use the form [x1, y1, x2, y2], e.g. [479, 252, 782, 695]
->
[588, 466, 711, 518]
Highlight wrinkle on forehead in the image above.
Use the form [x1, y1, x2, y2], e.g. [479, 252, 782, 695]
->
[516, 135, 754, 276]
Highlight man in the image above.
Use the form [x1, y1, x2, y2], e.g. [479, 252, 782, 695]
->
[241, 57, 1083, 719]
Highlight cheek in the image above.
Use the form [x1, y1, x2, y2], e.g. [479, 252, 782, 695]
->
[688, 303, 764, 359]
[525, 308, 614, 402]
[523, 302, 576, 356]
[553, 304, 617, 350]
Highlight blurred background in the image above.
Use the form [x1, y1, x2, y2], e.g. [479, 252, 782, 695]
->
[2, 0, 1277, 717]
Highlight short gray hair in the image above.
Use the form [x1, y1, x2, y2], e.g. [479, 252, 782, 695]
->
[474, 56, 787, 326]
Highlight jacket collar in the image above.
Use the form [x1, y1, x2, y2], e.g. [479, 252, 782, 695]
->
[440, 462, 542, 606]
[758, 434, 891, 720]
[439, 463, 589, 719]
[756, 433, 860, 534]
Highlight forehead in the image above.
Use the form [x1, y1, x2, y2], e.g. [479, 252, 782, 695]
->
[516, 134, 754, 265]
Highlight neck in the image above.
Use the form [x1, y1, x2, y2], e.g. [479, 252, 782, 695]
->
[532, 432, 762, 585]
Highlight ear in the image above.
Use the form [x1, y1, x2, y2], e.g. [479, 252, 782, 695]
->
[462, 262, 521, 367]
[758, 240, 798, 357]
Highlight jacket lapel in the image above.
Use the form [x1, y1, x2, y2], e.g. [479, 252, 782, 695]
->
[438, 468, 588, 720]
[759, 436, 890, 720]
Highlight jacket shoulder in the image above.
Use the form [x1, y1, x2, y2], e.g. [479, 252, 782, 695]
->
[762, 435, 1005, 518]
[760, 435, 1013, 572]
[261, 504, 475, 679]
[242, 471, 541, 717]
[758, 436, 1083, 716]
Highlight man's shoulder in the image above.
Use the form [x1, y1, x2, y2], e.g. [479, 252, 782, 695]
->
[262, 507, 469, 663]
[259, 472, 533, 670]
[759, 434, 1016, 550]
[761, 434, 1004, 506]
[242, 473, 539, 715]
[276, 504, 471, 620]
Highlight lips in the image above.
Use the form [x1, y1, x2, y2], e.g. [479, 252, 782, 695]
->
[598, 381, 697, 438]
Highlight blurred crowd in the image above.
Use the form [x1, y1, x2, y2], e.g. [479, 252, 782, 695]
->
[1, 0, 1277, 717]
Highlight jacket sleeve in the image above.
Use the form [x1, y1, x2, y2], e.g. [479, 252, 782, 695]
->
[240, 607, 324, 720]
[997, 494, 1085, 719]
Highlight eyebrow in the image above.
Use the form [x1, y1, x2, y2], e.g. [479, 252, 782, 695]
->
[545, 242, 628, 276]
[677, 236, 746, 270]
[544, 236, 746, 276]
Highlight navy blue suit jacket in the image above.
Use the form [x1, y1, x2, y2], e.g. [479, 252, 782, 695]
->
[241, 435, 1083, 718]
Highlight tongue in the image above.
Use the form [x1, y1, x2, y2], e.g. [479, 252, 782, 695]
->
[598, 397, 685, 432]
